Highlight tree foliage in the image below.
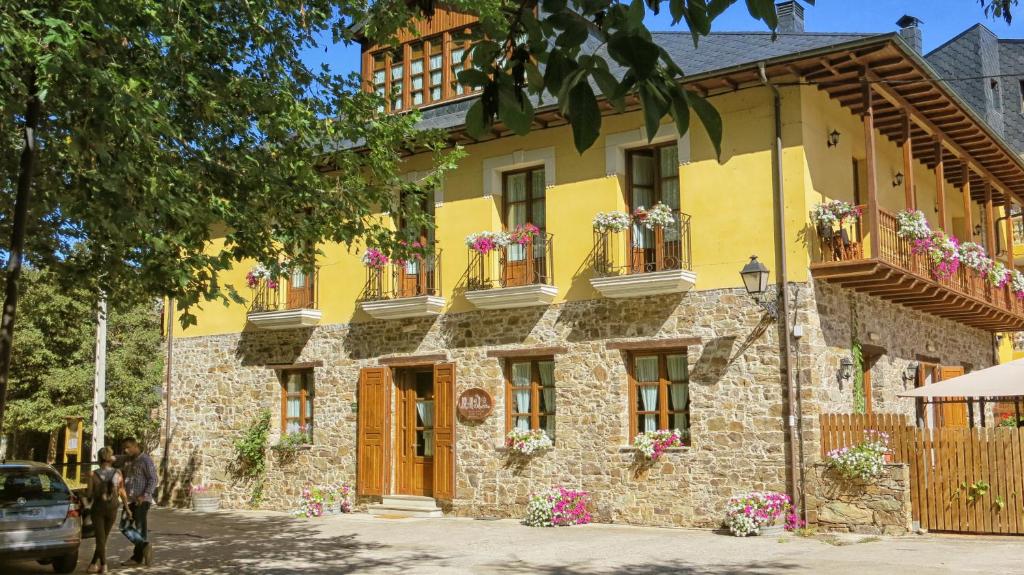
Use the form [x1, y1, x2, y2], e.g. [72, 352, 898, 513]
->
[981, 0, 1017, 22]
[5, 269, 163, 440]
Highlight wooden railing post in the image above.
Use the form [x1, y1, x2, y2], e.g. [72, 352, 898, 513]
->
[962, 163, 974, 240]
[935, 140, 946, 231]
[654, 225, 665, 272]
[985, 181, 997, 257]
[902, 113, 916, 210]
[863, 76, 880, 260]
[1005, 197, 1015, 270]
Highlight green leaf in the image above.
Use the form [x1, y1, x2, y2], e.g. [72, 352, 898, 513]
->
[638, 81, 669, 142]
[687, 90, 723, 159]
[668, 86, 691, 140]
[525, 61, 544, 93]
[592, 59, 625, 113]
[498, 84, 534, 136]
[544, 49, 573, 96]
[567, 81, 601, 154]
[457, 68, 491, 88]
[607, 33, 660, 81]
[465, 99, 491, 139]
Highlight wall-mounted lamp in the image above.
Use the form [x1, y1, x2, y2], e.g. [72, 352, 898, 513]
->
[739, 255, 778, 318]
[827, 129, 841, 148]
[974, 224, 983, 237]
[892, 171, 904, 188]
[902, 362, 919, 384]
[838, 357, 854, 382]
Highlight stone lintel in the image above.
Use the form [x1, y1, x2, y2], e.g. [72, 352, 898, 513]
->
[379, 353, 449, 367]
[485, 346, 569, 358]
[266, 361, 323, 370]
[606, 337, 701, 351]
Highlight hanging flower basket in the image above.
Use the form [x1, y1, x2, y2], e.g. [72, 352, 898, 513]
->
[958, 241, 993, 275]
[632, 203, 674, 230]
[361, 247, 389, 269]
[632, 429, 684, 461]
[811, 200, 862, 234]
[896, 210, 931, 241]
[465, 231, 511, 254]
[505, 428, 552, 456]
[592, 211, 631, 233]
[508, 223, 541, 246]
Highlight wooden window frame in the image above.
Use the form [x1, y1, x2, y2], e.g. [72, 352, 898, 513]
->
[503, 357, 556, 437]
[627, 349, 690, 442]
[281, 369, 314, 436]
[501, 165, 546, 232]
[625, 141, 679, 211]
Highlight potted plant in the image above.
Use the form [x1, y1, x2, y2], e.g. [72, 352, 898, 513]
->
[811, 200, 862, 239]
[505, 428, 553, 457]
[508, 223, 541, 245]
[361, 247, 389, 269]
[632, 429, 684, 462]
[592, 211, 631, 233]
[465, 230, 511, 254]
[523, 486, 592, 527]
[824, 429, 890, 481]
[292, 483, 353, 518]
[191, 483, 221, 512]
[632, 203, 675, 230]
[723, 491, 791, 536]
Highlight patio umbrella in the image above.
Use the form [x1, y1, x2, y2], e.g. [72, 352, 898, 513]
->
[897, 358, 1024, 398]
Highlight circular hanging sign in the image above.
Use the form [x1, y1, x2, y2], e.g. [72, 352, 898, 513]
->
[457, 388, 494, 421]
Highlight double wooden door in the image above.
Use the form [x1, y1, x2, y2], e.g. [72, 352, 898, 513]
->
[917, 363, 968, 428]
[356, 364, 456, 500]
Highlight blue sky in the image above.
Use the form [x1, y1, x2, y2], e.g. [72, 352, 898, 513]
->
[301, 1, 1022, 78]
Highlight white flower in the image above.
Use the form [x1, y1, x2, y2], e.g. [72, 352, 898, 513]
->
[632, 429, 683, 459]
[633, 203, 675, 230]
[592, 211, 631, 232]
[506, 428, 553, 456]
[896, 210, 931, 241]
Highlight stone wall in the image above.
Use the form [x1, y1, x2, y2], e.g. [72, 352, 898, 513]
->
[156, 279, 994, 528]
[805, 462, 912, 535]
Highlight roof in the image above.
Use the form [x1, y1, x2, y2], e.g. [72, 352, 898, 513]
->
[413, 30, 881, 133]
[898, 359, 1024, 399]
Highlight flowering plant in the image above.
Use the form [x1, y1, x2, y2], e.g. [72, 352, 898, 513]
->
[465, 230, 511, 254]
[811, 200, 862, 229]
[274, 424, 312, 451]
[361, 247, 389, 269]
[632, 429, 684, 461]
[508, 223, 541, 245]
[723, 491, 792, 537]
[784, 512, 806, 532]
[632, 203, 675, 230]
[958, 242, 992, 274]
[1012, 270, 1024, 299]
[989, 261, 1011, 289]
[246, 264, 278, 290]
[291, 483, 353, 518]
[912, 231, 960, 281]
[825, 430, 889, 481]
[592, 210, 631, 232]
[393, 239, 424, 266]
[505, 428, 553, 456]
[896, 209, 931, 241]
[523, 486, 592, 527]
[191, 483, 219, 495]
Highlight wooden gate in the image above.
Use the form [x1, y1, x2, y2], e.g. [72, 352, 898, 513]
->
[820, 413, 1024, 535]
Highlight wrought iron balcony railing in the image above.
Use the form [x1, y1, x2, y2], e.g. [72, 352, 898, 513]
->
[593, 210, 692, 276]
[360, 248, 442, 301]
[467, 233, 554, 290]
[249, 268, 319, 313]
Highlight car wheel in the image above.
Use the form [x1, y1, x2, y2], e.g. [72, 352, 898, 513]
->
[51, 549, 78, 573]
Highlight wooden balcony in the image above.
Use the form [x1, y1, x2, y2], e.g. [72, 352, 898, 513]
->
[810, 209, 1024, 331]
[359, 249, 445, 320]
[590, 211, 696, 298]
[247, 268, 323, 330]
[465, 233, 557, 309]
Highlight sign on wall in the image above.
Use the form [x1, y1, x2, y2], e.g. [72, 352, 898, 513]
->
[457, 388, 494, 421]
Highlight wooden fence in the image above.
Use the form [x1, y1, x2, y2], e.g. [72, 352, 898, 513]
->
[819, 413, 1024, 535]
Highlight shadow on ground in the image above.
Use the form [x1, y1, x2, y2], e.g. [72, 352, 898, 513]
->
[487, 560, 800, 575]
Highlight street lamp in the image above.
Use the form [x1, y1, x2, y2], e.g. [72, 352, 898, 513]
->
[838, 357, 854, 382]
[740, 255, 777, 318]
[892, 171, 904, 187]
[902, 362, 919, 384]
[827, 129, 840, 148]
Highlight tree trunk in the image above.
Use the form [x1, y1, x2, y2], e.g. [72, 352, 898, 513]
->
[47, 428, 58, 464]
[0, 72, 40, 437]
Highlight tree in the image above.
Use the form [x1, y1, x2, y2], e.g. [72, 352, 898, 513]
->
[982, 0, 1017, 22]
[5, 268, 162, 456]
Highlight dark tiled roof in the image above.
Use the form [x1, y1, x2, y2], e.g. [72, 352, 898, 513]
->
[413, 31, 882, 133]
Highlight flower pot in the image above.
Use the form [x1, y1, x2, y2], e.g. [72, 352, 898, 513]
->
[758, 523, 785, 537]
[884, 452, 894, 463]
[323, 501, 342, 515]
[192, 494, 220, 512]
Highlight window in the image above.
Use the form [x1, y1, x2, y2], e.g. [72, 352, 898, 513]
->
[991, 78, 1002, 111]
[627, 143, 680, 245]
[629, 351, 690, 442]
[1019, 80, 1024, 114]
[365, 26, 478, 111]
[502, 167, 547, 283]
[281, 370, 314, 436]
[505, 358, 556, 440]
[390, 50, 404, 111]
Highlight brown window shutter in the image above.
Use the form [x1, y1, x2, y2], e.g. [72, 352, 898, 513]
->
[357, 367, 391, 497]
[432, 362, 456, 501]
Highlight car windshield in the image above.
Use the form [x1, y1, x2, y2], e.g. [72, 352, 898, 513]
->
[0, 468, 71, 506]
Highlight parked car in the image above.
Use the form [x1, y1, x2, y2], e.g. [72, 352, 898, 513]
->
[0, 461, 81, 573]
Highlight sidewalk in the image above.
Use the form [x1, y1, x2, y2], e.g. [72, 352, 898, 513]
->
[4, 507, 1023, 574]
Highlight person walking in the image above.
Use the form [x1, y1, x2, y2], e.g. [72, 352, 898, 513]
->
[87, 447, 129, 573]
[120, 438, 157, 566]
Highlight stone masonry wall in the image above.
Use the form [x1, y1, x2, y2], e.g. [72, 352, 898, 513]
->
[805, 462, 912, 535]
[156, 279, 993, 528]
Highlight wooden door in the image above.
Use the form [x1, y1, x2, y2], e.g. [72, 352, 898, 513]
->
[357, 368, 391, 497]
[938, 366, 968, 428]
[432, 362, 456, 501]
[396, 370, 434, 496]
[286, 268, 315, 309]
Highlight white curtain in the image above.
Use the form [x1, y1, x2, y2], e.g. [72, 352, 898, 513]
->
[667, 354, 688, 433]
[417, 399, 434, 456]
[635, 356, 658, 432]
[506, 173, 528, 262]
[538, 361, 555, 439]
[631, 155, 655, 249]
[512, 362, 531, 431]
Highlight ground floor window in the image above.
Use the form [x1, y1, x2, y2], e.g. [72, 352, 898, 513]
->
[629, 351, 690, 443]
[281, 369, 314, 436]
[505, 358, 556, 440]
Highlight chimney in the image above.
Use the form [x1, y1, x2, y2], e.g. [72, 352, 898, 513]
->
[897, 15, 923, 53]
[776, 1, 804, 34]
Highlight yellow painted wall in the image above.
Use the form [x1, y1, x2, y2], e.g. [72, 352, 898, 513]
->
[182, 84, 987, 338]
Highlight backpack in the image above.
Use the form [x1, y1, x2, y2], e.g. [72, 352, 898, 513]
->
[94, 468, 117, 503]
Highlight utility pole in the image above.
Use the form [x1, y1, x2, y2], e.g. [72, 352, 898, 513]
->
[91, 295, 107, 469]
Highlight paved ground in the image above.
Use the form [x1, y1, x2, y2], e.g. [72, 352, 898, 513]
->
[4, 508, 1024, 574]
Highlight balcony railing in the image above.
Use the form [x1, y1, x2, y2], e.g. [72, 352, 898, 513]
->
[467, 233, 554, 290]
[593, 211, 692, 276]
[249, 268, 319, 313]
[811, 207, 1024, 329]
[360, 249, 442, 301]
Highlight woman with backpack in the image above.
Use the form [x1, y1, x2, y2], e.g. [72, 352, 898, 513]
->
[87, 447, 129, 573]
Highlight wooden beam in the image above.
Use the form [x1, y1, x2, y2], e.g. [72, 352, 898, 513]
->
[902, 113, 916, 210]
[935, 140, 946, 231]
[863, 77, 881, 259]
[606, 337, 702, 351]
[265, 361, 324, 370]
[486, 346, 569, 358]
[985, 181, 997, 257]
[1006, 196, 1016, 269]
[962, 165, 974, 241]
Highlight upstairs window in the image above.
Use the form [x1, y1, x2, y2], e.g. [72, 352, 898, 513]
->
[991, 78, 1002, 111]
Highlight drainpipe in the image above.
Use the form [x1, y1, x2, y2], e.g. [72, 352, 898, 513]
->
[759, 62, 803, 519]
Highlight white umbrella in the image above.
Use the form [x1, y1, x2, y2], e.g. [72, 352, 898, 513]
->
[898, 358, 1024, 399]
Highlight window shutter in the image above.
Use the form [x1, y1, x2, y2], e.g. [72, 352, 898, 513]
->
[432, 362, 456, 501]
[357, 367, 391, 497]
